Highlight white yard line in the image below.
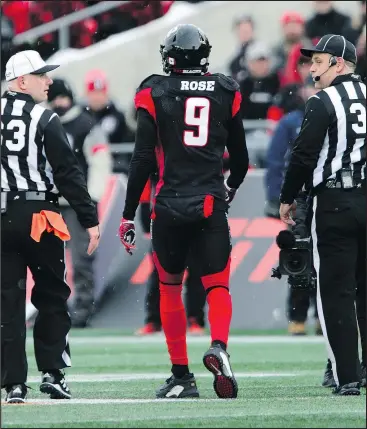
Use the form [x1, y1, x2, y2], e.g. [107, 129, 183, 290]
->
[3, 398, 366, 411]
[26, 335, 326, 346]
[26, 371, 320, 383]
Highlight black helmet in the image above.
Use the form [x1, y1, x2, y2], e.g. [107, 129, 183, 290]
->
[48, 78, 74, 103]
[160, 24, 212, 74]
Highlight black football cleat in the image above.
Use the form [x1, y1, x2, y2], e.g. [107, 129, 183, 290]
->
[332, 382, 360, 396]
[322, 360, 336, 388]
[203, 344, 238, 399]
[156, 373, 199, 399]
[5, 384, 27, 404]
[40, 370, 71, 399]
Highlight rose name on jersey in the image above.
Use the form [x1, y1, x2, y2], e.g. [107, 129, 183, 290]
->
[180, 81, 215, 91]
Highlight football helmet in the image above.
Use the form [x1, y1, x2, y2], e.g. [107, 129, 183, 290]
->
[160, 24, 212, 74]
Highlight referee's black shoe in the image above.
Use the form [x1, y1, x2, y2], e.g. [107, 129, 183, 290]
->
[332, 382, 360, 396]
[5, 384, 27, 404]
[322, 359, 336, 388]
[40, 370, 71, 399]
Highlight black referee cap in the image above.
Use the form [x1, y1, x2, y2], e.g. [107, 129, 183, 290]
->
[300, 34, 357, 64]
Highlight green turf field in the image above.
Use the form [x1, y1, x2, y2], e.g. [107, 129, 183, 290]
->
[2, 329, 366, 428]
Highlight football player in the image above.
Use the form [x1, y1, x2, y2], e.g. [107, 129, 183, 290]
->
[119, 24, 249, 399]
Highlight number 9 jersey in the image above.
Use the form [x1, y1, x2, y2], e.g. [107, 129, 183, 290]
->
[122, 72, 249, 220]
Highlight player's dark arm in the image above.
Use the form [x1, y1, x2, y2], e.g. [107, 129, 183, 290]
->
[123, 108, 157, 220]
[225, 111, 249, 188]
[280, 96, 329, 204]
[43, 115, 99, 228]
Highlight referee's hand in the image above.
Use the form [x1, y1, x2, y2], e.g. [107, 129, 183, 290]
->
[279, 202, 297, 226]
[87, 225, 100, 255]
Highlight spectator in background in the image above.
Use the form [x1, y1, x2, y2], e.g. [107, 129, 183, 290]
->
[305, 1, 351, 43]
[282, 42, 313, 86]
[267, 47, 312, 128]
[343, 1, 366, 45]
[239, 42, 280, 121]
[47, 79, 112, 328]
[28, 1, 97, 59]
[82, 70, 134, 174]
[1, 0, 31, 35]
[264, 80, 315, 217]
[228, 15, 255, 83]
[94, 1, 165, 43]
[273, 12, 307, 81]
[355, 25, 366, 83]
[1, 11, 14, 80]
[264, 79, 321, 336]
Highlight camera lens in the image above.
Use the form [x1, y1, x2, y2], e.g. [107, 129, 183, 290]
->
[286, 252, 306, 275]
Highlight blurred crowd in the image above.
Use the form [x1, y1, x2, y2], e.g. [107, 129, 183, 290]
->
[1, 0, 177, 79]
[228, 1, 366, 122]
[225, 1, 366, 169]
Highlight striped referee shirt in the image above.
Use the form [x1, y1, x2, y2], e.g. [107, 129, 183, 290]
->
[1, 91, 57, 192]
[280, 74, 366, 204]
[1, 91, 98, 228]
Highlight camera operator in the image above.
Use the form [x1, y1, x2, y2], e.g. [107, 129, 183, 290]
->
[285, 190, 319, 336]
[266, 79, 320, 335]
[279, 35, 366, 396]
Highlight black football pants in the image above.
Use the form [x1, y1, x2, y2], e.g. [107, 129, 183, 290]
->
[311, 186, 366, 386]
[144, 248, 207, 327]
[151, 206, 231, 294]
[1, 200, 71, 387]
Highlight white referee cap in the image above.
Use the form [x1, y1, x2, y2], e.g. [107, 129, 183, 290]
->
[5, 50, 59, 82]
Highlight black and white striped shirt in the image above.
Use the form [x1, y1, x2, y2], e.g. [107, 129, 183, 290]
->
[312, 77, 366, 186]
[1, 91, 99, 229]
[1, 91, 57, 192]
[280, 74, 366, 204]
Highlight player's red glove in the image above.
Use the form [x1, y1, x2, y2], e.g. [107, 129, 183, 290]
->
[224, 179, 237, 204]
[119, 218, 136, 255]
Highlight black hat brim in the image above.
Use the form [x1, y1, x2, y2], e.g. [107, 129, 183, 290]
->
[31, 64, 60, 75]
[300, 48, 325, 58]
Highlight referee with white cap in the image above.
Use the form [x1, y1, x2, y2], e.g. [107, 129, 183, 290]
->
[279, 35, 366, 396]
[1, 50, 100, 403]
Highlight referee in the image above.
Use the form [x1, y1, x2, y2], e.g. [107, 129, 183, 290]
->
[279, 35, 366, 396]
[1, 50, 100, 403]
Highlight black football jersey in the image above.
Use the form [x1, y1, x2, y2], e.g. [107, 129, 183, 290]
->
[134, 73, 242, 199]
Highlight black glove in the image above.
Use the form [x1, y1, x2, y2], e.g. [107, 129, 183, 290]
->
[224, 179, 237, 204]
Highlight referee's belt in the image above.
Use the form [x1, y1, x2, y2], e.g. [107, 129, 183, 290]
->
[324, 178, 364, 189]
[3, 191, 59, 203]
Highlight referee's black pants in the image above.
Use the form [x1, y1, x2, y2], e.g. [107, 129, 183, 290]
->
[311, 186, 366, 386]
[1, 199, 71, 387]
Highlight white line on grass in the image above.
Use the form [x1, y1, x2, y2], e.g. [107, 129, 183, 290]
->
[26, 335, 326, 346]
[3, 398, 366, 410]
[26, 371, 319, 383]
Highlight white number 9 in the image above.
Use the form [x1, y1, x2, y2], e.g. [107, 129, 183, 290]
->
[183, 97, 210, 147]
